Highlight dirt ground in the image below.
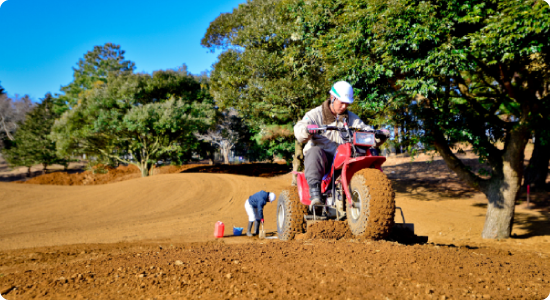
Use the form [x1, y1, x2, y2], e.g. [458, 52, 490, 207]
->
[0, 149, 549, 299]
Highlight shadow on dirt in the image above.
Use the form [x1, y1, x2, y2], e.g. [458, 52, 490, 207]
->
[180, 163, 291, 178]
[385, 158, 482, 200]
[472, 203, 488, 208]
[511, 211, 550, 239]
[386, 227, 429, 245]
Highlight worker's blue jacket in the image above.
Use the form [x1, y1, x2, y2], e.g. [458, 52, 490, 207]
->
[248, 190, 269, 220]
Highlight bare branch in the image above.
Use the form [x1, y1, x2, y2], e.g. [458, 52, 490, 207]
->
[195, 109, 244, 163]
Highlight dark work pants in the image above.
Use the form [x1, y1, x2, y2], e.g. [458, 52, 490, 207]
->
[304, 146, 333, 186]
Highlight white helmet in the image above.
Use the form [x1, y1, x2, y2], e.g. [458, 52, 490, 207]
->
[330, 81, 354, 104]
[268, 192, 276, 202]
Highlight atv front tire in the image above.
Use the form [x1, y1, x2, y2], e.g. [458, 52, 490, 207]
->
[346, 169, 395, 239]
[277, 187, 307, 241]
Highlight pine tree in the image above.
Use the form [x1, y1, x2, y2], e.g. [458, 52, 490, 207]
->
[2, 93, 69, 174]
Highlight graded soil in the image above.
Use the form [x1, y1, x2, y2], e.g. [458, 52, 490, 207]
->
[1, 240, 549, 299]
[0, 151, 549, 299]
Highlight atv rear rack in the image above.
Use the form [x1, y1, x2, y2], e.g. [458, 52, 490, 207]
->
[304, 214, 328, 230]
[304, 215, 328, 221]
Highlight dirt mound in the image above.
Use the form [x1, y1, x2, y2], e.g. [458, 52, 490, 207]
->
[19, 163, 290, 186]
[303, 220, 354, 240]
[301, 220, 429, 245]
[20, 170, 89, 185]
[20, 164, 142, 186]
[19, 164, 210, 186]
[154, 165, 187, 175]
[1, 240, 549, 299]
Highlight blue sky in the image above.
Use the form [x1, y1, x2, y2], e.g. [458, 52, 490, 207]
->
[0, 0, 245, 101]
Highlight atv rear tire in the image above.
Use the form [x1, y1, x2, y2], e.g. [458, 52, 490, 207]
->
[277, 187, 307, 241]
[346, 168, 395, 240]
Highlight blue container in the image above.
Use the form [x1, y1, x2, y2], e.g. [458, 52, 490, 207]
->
[233, 227, 244, 236]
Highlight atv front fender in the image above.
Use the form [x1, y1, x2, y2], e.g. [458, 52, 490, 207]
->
[341, 156, 386, 204]
[292, 171, 311, 206]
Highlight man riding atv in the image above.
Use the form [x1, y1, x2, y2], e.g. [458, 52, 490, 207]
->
[294, 81, 389, 208]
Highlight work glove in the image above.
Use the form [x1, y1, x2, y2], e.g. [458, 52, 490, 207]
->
[375, 129, 390, 146]
[307, 124, 322, 135]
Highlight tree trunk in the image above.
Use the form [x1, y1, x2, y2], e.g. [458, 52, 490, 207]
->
[525, 129, 550, 189]
[393, 125, 401, 154]
[207, 149, 214, 165]
[292, 140, 304, 186]
[26, 166, 31, 177]
[481, 178, 517, 239]
[223, 149, 230, 164]
[480, 127, 529, 239]
[139, 161, 151, 177]
[431, 120, 529, 239]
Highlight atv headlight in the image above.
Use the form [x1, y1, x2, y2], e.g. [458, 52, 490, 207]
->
[353, 132, 375, 147]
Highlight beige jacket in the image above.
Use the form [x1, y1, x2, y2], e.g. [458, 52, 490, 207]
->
[294, 101, 373, 156]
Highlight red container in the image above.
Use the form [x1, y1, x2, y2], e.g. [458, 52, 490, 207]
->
[214, 221, 225, 238]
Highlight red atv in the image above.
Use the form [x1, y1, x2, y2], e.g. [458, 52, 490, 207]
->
[277, 121, 395, 240]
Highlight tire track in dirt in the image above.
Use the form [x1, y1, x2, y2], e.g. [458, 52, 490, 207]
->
[0, 173, 289, 250]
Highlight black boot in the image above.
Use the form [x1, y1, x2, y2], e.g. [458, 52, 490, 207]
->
[246, 221, 254, 237]
[309, 182, 322, 209]
[253, 220, 260, 236]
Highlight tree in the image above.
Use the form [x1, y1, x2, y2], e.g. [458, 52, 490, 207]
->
[59, 43, 136, 110]
[252, 123, 296, 162]
[52, 69, 215, 177]
[0, 83, 34, 146]
[203, 0, 330, 181]
[293, 0, 550, 238]
[2, 135, 36, 177]
[195, 109, 247, 164]
[2, 93, 69, 174]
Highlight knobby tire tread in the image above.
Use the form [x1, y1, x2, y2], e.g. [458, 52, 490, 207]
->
[278, 187, 307, 241]
[347, 168, 395, 240]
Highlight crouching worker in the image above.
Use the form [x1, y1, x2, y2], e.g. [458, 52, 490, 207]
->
[244, 191, 276, 236]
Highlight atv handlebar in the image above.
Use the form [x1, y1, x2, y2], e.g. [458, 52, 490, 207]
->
[315, 125, 364, 132]
[314, 125, 388, 140]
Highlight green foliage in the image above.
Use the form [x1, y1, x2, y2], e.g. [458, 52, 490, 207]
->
[59, 43, 136, 111]
[52, 69, 215, 177]
[2, 137, 36, 170]
[2, 94, 69, 170]
[203, 0, 329, 126]
[249, 123, 295, 163]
